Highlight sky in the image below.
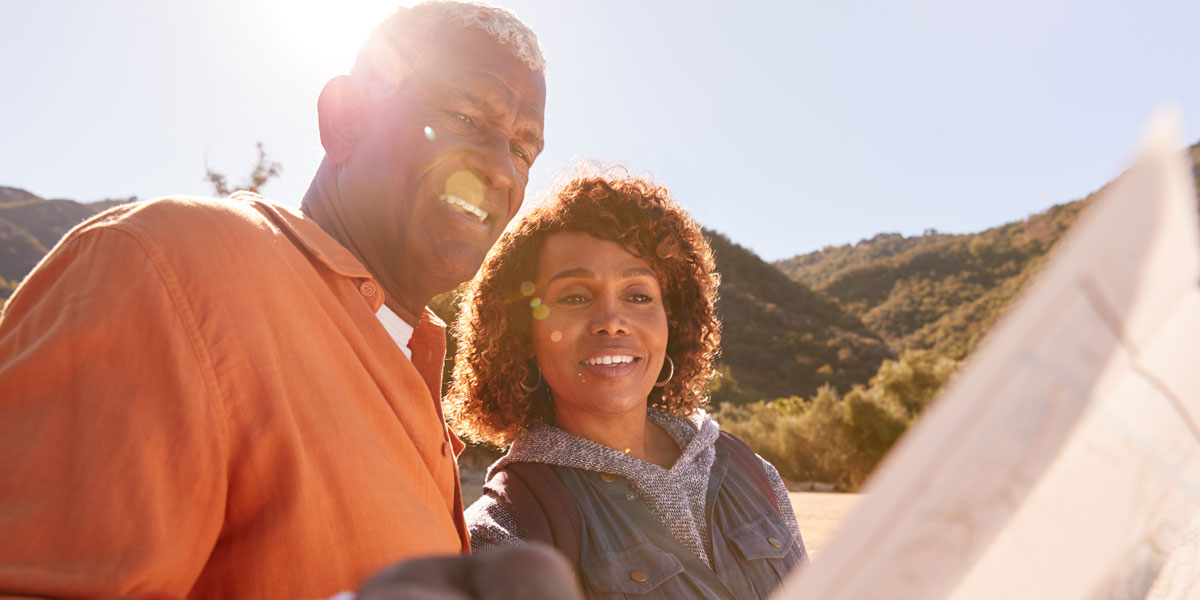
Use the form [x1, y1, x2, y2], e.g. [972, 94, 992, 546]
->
[3, 0, 1200, 261]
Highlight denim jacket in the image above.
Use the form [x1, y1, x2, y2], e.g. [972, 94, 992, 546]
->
[467, 410, 806, 599]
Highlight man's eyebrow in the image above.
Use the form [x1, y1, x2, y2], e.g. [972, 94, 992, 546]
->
[521, 130, 545, 155]
[454, 85, 544, 153]
[455, 89, 492, 112]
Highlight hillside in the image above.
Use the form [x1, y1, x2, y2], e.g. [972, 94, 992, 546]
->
[0, 187, 132, 295]
[776, 199, 1092, 359]
[776, 231, 959, 290]
[776, 142, 1200, 359]
[705, 230, 893, 400]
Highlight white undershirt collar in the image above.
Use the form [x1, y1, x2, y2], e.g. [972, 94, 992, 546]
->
[375, 303, 415, 359]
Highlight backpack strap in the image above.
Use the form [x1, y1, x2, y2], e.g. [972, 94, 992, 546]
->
[485, 462, 583, 566]
[716, 430, 783, 517]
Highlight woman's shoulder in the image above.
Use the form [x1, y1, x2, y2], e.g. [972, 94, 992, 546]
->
[465, 486, 525, 553]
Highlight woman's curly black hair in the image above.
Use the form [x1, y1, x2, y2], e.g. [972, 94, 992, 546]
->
[445, 172, 722, 448]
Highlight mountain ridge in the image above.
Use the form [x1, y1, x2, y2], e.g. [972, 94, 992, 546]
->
[774, 141, 1200, 360]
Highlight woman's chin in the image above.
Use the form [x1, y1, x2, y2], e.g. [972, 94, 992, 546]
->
[552, 387, 656, 419]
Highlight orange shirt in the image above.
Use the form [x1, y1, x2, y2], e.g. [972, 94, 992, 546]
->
[0, 193, 468, 599]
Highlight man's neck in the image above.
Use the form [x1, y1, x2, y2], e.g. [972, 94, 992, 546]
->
[301, 160, 430, 326]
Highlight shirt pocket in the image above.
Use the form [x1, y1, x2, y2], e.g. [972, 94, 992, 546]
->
[581, 542, 685, 598]
[726, 513, 795, 561]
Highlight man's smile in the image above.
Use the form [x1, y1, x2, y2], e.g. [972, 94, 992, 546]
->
[440, 193, 490, 224]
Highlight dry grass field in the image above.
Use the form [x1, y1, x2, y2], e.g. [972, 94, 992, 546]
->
[461, 467, 862, 559]
[788, 492, 863, 559]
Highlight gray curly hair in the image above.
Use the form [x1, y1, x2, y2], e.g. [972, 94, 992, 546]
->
[353, 1, 545, 96]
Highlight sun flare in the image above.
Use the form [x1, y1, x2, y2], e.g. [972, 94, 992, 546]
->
[274, 0, 408, 72]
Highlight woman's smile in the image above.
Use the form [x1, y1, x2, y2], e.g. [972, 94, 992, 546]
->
[578, 354, 641, 379]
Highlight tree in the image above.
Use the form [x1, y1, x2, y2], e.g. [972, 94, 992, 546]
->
[205, 141, 282, 196]
[869, 350, 959, 418]
[706, 366, 764, 407]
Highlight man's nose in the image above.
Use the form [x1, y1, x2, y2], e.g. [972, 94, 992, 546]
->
[463, 134, 517, 193]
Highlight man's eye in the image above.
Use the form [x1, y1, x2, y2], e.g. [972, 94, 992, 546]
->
[454, 113, 474, 126]
[511, 144, 531, 165]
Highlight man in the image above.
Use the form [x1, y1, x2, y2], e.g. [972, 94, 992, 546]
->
[0, 3, 577, 598]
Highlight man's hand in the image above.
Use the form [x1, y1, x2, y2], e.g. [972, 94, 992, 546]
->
[357, 543, 583, 600]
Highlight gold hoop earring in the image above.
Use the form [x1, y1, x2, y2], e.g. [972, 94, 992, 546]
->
[520, 363, 543, 393]
[654, 356, 674, 387]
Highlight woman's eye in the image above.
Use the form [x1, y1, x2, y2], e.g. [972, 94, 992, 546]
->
[560, 294, 588, 304]
[454, 113, 474, 126]
[628, 293, 653, 304]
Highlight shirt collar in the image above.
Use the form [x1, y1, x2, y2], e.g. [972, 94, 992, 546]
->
[232, 190, 447, 339]
[231, 191, 372, 280]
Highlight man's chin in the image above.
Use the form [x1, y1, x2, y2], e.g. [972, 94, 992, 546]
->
[425, 246, 489, 291]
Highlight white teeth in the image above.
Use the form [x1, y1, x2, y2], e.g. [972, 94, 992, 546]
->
[440, 194, 488, 223]
[582, 355, 635, 366]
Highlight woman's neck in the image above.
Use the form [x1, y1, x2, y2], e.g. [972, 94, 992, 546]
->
[554, 407, 681, 469]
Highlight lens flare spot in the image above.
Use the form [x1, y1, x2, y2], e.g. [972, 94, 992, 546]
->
[533, 305, 550, 320]
[424, 126, 436, 140]
[520, 281, 536, 297]
[550, 330, 563, 342]
[530, 298, 542, 308]
[445, 170, 485, 208]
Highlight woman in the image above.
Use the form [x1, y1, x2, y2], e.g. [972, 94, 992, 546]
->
[446, 173, 807, 599]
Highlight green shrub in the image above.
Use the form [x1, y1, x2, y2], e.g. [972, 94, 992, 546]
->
[715, 351, 958, 491]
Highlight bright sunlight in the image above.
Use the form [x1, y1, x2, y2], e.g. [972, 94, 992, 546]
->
[273, 0, 406, 72]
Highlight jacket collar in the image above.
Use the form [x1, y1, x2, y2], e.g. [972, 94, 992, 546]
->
[488, 408, 719, 481]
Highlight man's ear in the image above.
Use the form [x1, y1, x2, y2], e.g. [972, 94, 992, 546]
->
[317, 75, 368, 165]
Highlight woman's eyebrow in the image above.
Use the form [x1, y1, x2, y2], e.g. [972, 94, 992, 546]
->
[547, 267, 593, 285]
[622, 267, 657, 280]
[547, 266, 656, 285]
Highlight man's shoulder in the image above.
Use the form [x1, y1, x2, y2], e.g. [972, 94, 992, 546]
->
[77, 193, 296, 244]
[48, 191, 371, 289]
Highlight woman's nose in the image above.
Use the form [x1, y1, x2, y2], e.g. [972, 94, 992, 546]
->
[589, 299, 629, 336]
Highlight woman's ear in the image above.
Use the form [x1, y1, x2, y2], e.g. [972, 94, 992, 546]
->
[317, 75, 367, 165]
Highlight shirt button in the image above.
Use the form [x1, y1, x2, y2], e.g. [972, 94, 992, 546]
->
[629, 569, 647, 583]
[599, 472, 615, 483]
[359, 281, 376, 296]
[768, 537, 783, 548]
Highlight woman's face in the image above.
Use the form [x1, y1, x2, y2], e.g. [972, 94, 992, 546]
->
[531, 232, 670, 422]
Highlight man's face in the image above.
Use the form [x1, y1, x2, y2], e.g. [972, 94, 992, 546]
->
[337, 25, 546, 299]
